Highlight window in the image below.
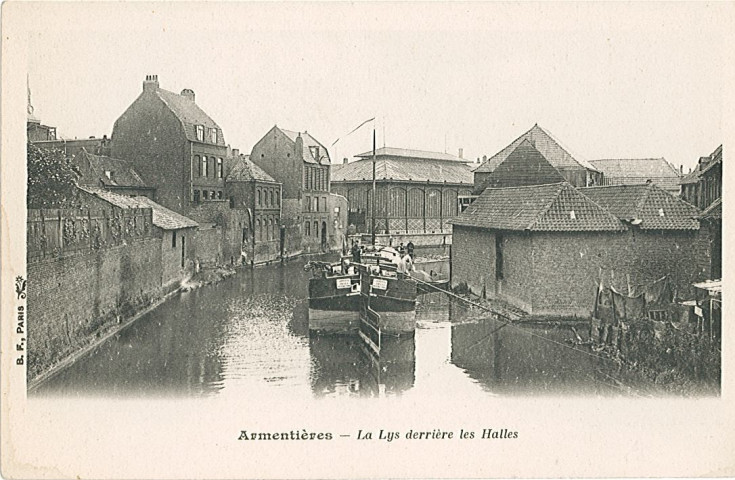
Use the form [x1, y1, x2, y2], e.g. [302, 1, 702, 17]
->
[305, 196, 311, 212]
[268, 218, 273, 240]
[313, 221, 319, 238]
[270, 190, 274, 207]
[193, 190, 200, 203]
[217, 158, 223, 178]
[203, 190, 209, 200]
[172, 231, 177, 248]
[305, 221, 310, 236]
[217, 191, 223, 200]
[321, 197, 326, 212]
[313, 197, 319, 212]
[196, 125, 204, 142]
[211, 128, 218, 144]
[202, 156, 208, 177]
[195, 155, 201, 176]
[495, 235, 504, 280]
[257, 189, 261, 206]
[104, 170, 113, 179]
[309, 146, 320, 160]
[210, 190, 215, 200]
[256, 219, 261, 242]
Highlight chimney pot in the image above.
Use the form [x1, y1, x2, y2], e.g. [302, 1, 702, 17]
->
[232, 148, 239, 157]
[181, 89, 195, 102]
[143, 74, 159, 92]
[343, 157, 348, 164]
[482, 155, 487, 162]
[458, 147, 464, 159]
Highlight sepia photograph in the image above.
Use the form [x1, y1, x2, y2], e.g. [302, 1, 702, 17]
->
[2, 1, 733, 478]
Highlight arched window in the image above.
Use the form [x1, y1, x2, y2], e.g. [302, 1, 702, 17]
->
[217, 158, 223, 178]
[268, 218, 273, 240]
[194, 155, 201, 177]
[202, 156, 208, 177]
[305, 196, 311, 212]
[255, 219, 261, 243]
[305, 221, 311, 236]
[257, 189, 261, 206]
[313, 197, 319, 212]
[270, 190, 274, 207]
[313, 221, 319, 238]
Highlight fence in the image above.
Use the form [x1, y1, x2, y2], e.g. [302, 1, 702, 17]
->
[27, 207, 154, 263]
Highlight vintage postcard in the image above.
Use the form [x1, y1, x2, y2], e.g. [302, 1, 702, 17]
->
[2, 1, 734, 478]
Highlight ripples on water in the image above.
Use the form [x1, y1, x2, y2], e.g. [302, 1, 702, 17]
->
[33, 257, 712, 398]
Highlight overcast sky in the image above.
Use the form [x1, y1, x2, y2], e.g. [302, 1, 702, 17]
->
[25, 2, 728, 171]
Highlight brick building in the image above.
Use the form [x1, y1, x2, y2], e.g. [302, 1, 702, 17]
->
[450, 182, 708, 317]
[473, 124, 602, 194]
[330, 147, 473, 234]
[680, 144, 722, 280]
[250, 125, 339, 255]
[589, 157, 681, 195]
[111, 75, 228, 216]
[226, 153, 282, 263]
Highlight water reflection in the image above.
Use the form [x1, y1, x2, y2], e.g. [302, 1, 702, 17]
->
[33, 256, 679, 398]
[309, 336, 415, 398]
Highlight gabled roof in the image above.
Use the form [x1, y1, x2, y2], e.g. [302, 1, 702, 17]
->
[279, 128, 331, 165]
[80, 187, 198, 230]
[580, 184, 701, 230]
[331, 156, 473, 185]
[75, 150, 149, 189]
[155, 88, 226, 146]
[482, 139, 567, 188]
[450, 182, 625, 232]
[474, 124, 599, 174]
[226, 155, 277, 183]
[681, 144, 722, 185]
[355, 146, 464, 163]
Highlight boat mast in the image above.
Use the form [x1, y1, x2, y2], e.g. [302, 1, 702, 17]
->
[371, 126, 376, 246]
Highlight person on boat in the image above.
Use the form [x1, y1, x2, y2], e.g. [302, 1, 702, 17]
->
[351, 241, 361, 263]
[402, 250, 414, 273]
[406, 240, 415, 259]
[394, 248, 407, 275]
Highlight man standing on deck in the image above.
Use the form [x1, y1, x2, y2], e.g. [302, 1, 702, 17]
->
[406, 240, 415, 259]
[351, 241, 361, 263]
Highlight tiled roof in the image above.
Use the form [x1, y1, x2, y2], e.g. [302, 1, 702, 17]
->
[474, 124, 599, 174]
[226, 155, 277, 183]
[482, 139, 567, 188]
[580, 184, 701, 230]
[156, 88, 226, 146]
[450, 182, 625, 232]
[75, 150, 149, 188]
[280, 128, 331, 165]
[590, 157, 680, 179]
[355, 146, 464, 163]
[681, 145, 722, 185]
[331, 157, 473, 185]
[700, 198, 722, 220]
[80, 187, 198, 230]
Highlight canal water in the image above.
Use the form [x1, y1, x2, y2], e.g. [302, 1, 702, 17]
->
[33, 256, 656, 399]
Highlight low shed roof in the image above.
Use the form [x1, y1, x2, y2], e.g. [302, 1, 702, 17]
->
[80, 187, 198, 230]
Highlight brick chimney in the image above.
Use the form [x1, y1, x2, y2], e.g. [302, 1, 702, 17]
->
[458, 147, 464, 159]
[232, 148, 239, 157]
[343, 157, 348, 164]
[143, 74, 159, 92]
[295, 133, 304, 160]
[181, 88, 195, 103]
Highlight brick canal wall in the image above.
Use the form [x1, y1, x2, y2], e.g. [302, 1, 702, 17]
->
[27, 237, 165, 380]
[26, 207, 189, 382]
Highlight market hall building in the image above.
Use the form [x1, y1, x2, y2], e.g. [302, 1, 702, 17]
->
[330, 147, 474, 235]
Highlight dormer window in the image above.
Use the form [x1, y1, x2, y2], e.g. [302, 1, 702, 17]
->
[196, 125, 204, 142]
[211, 128, 218, 144]
[105, 170, 113, 180]
[309, 146, 320, 160]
